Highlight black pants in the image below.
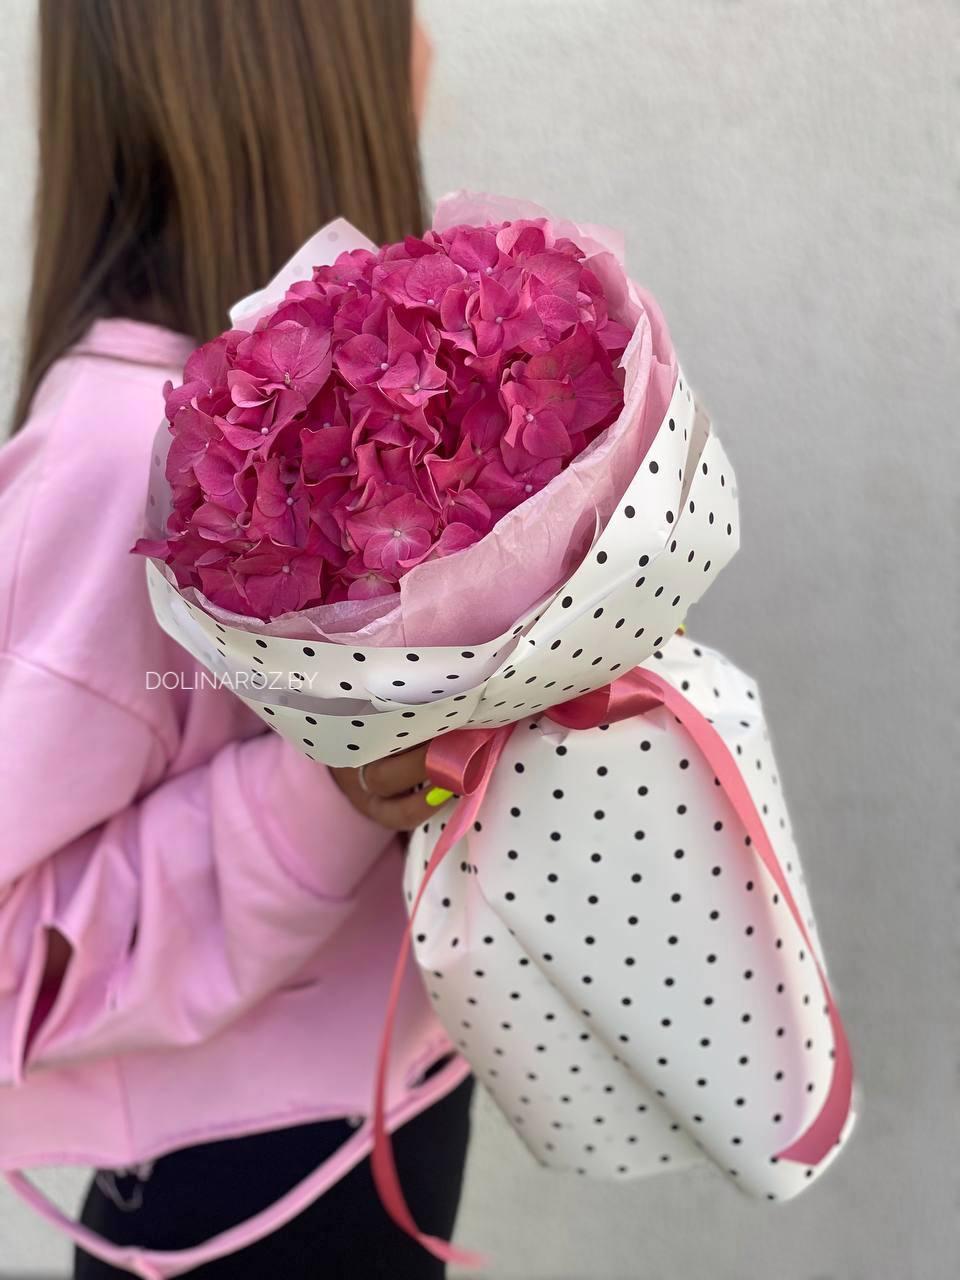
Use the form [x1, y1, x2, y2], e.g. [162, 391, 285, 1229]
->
[74, 1075, 475, 1279]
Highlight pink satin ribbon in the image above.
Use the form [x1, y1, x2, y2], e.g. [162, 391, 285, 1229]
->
[371, 665, 854, 1266]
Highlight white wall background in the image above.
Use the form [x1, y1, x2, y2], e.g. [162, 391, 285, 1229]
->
[1, 0, 957, 1276]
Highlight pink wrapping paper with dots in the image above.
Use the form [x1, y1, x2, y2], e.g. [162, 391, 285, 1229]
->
[139, 193, 857, 1213]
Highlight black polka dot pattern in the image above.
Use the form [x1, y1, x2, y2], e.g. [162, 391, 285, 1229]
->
[146, 560, 537, 763]
[404, 633, 852, 1201]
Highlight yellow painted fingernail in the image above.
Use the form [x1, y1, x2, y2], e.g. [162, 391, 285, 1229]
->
[425, 787, 454, 807]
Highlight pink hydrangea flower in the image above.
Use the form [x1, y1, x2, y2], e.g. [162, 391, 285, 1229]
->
[346, 493, 438, 577]
[139, 215, 631, 619]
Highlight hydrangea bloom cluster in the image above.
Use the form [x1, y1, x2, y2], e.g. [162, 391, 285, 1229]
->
[141, 220, 632, 619]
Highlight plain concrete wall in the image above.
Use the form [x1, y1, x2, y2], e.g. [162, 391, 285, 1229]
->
[1, 0, 957, 1276]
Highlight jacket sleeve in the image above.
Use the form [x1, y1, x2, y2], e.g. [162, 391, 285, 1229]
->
[0, 649, 395, 1085]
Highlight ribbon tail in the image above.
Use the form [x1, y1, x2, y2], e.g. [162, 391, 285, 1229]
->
[775, 993, 854, 1164]
[370, 729, 512, 1267]
[636, 669, 855, 1165]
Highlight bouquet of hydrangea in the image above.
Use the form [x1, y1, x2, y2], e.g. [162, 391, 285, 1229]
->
[136, 192, 856, 1266]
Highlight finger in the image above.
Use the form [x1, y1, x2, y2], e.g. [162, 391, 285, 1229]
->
[361, 744, 431, 799]
[367, 786, 438, 833]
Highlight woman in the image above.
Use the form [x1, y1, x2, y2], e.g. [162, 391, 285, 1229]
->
[0, 2, 474, 1276]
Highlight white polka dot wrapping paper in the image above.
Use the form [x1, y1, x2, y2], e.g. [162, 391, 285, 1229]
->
[404, 634, 858, 1204]
[143, 365, 857, 1209]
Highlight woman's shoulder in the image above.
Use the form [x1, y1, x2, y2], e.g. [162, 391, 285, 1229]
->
[16, 318, 194, 468]
[0, 318, 195, 672]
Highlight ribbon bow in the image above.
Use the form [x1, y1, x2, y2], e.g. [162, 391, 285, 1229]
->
[371, 666, 854, 1267]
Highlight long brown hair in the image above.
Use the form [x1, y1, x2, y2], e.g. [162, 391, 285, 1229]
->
[13, 0, 425, 430]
